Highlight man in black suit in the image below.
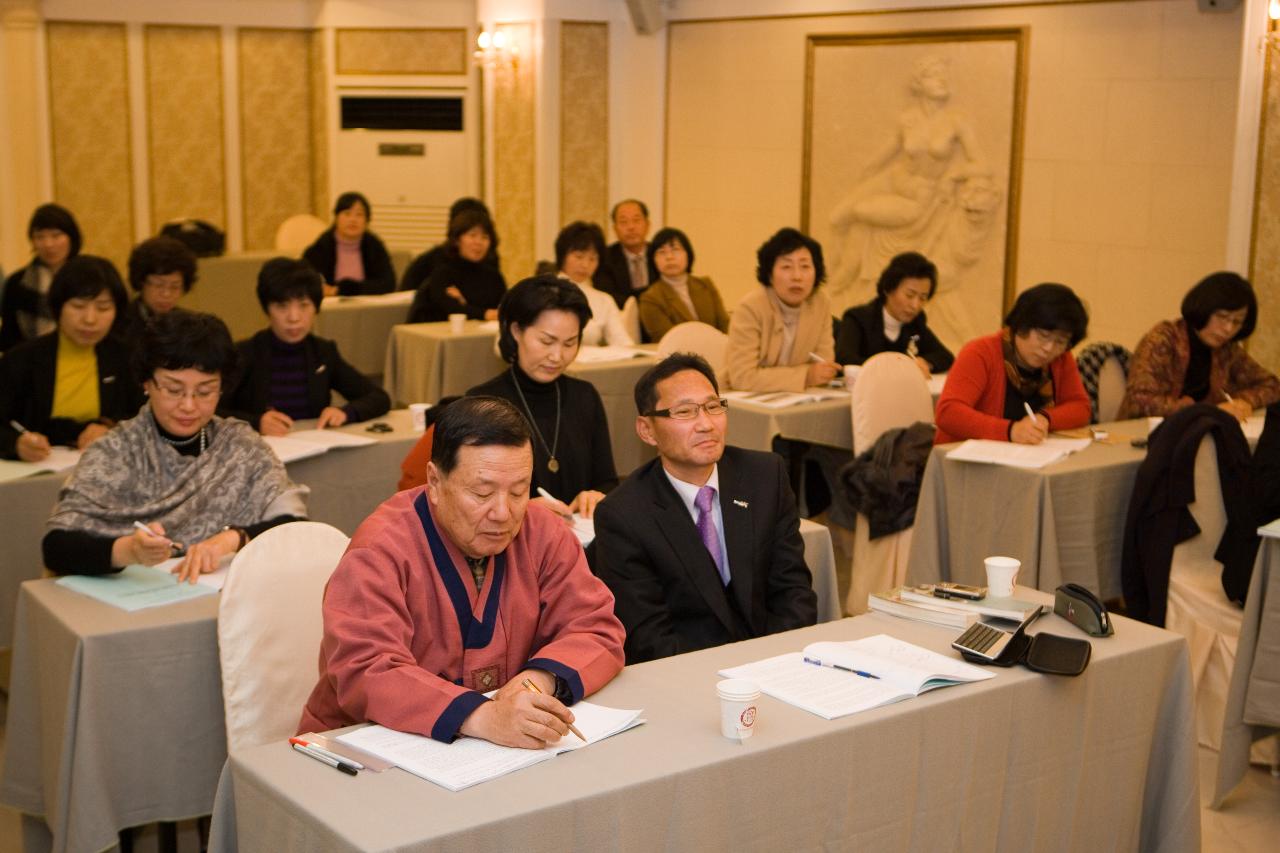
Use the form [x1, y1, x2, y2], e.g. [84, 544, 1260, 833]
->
[593, 353, 817, 663]
[593, 199, 651, 309]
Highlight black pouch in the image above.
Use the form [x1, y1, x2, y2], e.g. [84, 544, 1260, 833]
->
[959, 630, 1092, 676]
[1054, 583, 1114, 637]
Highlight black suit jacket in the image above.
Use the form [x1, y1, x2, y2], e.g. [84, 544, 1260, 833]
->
[835, 299, 955, 372]
[593, 241, 650, 310]
[0, 331, 144, 458]
[220, 330, 391, 427]
[593, 446, 817, 663]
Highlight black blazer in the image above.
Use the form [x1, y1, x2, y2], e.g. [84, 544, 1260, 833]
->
[835, 299, 954, 372]
[593, 241, 650, 310]
[592, 446, 818, 663]
[220, 330, 391, 427]
[0, 331, 144, 458]
[301, 229, 396, 295]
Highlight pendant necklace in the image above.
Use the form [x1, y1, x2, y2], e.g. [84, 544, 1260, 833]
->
[509, 367, 561, 473]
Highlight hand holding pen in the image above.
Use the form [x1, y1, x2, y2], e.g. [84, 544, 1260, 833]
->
[124, 520, 184, 565]
[1011, 402, 1048, 445]
[805, 352, 840, 387]
[9, 420, 51, 463]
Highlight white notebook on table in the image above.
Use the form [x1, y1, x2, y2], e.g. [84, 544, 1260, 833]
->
[946, 437, 1091, 469]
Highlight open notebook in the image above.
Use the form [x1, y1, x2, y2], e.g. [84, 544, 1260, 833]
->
[946, 437, 1091, 469]
[718, 634, 993, 719]
[336, 701, 644, 791]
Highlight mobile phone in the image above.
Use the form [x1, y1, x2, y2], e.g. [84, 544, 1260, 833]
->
[933, 581, 987, 601]
[1130, 437, 1148, 448]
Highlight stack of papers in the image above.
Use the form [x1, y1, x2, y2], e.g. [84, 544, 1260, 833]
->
[573, 346, 651, 363]
[56, 563, 219, 611]
[868, 589, 978, 629]
[946, 437, 1092, 469]
[718, 634, 992, 719]
[897, 586, 1045, 623]
[336, 701, 644, 791]
[263, 428, 378, 464]
[721, 389, 847, 409]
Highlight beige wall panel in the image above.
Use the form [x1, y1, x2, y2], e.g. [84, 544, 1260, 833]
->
[145, 25, 225, 231]
[238, 28, 315, 251]
[309, 29, 329, 219]
[493, 23, 536, 279]
[1249, 38, 1280, 374]
[335, 28, 466, 75]
[665, 2, 1242, 354]
[45, 21, 133, 269]
[559, 22, 608, 228]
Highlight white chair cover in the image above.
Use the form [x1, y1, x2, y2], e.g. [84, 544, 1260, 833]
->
[620, 296, 642, 343]
[274, 214, 328, 254]
[1096, 356, 1128, 423]
[846, 353, 935, 614]
[218, 521, 350, 754]
[658, 321, 730, 378]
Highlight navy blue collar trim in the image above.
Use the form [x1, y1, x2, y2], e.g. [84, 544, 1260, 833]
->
[414, 492, 505, 649]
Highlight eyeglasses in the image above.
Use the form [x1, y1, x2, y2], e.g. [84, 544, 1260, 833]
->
[151, 382, 220, 403]
[646, 399, 729, 420]
[145, 278, 184, 294]
[1029, 328, 1072, 350]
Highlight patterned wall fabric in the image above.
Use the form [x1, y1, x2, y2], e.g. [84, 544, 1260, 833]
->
[45, 21, 134, 269]
[493, 23, 536, 279]
[559, 22, 608, 228]
[335, 28, 466, 75]
[238, 28, 317, 251]
[309, 30, 329, 220]
[145, 25, 226, 232]
[1250, 38, 1280, 373]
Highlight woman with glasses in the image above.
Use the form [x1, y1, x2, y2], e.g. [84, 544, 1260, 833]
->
[1119, 272, 1279, 419]
[835, 251, 954, 376]
[935, 282, 1091, 445]
[115, 236, 198, 340]
[42, 310, 308, 580]
[637, 227, 729, 341]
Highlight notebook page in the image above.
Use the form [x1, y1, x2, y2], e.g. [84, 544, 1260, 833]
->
[718, 652, 908, 719]
[287, 428, 377, 449]
[336, 725, 552, 792]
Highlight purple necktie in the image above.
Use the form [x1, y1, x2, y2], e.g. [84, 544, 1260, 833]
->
[695, 485, 728, 585]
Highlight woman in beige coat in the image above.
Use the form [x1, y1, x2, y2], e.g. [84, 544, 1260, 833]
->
[726, 227, 838, 392]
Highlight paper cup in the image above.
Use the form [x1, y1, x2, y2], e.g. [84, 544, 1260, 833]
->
[409, 403, 430, 432]
[716, 678, 760, 740]
[843, 364, 861, 391]
[984, 556, 1021, 598]
[448, 313, 467, 334]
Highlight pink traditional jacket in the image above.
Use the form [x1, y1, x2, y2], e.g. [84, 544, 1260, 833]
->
[299, 489, 625, 742]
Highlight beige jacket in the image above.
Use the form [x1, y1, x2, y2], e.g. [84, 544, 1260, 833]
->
[725, 286, 835, 392]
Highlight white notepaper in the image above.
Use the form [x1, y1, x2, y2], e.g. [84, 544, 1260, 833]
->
[262, 435, 329, 464]
[287, 428, 378, 449]
[572, 346, 650, 363]
[946, 437, 1092, 469]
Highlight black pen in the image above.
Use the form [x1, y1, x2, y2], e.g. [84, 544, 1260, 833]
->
[292, 742, 358, 775]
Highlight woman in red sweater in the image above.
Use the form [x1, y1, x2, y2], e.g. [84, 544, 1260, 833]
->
[935, 283, 1091, 445]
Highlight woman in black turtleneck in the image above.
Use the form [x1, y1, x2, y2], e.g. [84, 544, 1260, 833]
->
[408, 209, 506, 323]
[467, 275, 618, 517]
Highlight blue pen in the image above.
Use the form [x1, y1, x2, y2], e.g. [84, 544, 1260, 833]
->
[803, 656, 880, 680]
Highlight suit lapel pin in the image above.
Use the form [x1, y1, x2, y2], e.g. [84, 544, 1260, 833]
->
[733, 499, 748, 508]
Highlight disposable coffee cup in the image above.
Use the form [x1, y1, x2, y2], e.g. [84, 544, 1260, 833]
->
[448, 313, 467, 334]
[843, 364, 861, 390]
[409, 403, 430, 432]
[984, 556, 1021, 598]
[716, 678, 760, 740]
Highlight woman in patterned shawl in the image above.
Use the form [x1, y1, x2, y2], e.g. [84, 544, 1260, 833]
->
[43, 311, 309, 582]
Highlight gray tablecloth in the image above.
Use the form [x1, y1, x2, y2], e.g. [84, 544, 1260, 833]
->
[207, 594, 1199, 853]
[0, 410, 420, 647]
[907, 419, 1151, 600]
[1213, 535, 1280, 806]
[727, 395, 852, 453]
[0, 524, 839, 853]
[313, 292, 414, 377]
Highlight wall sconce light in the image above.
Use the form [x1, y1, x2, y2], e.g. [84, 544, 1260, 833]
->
[475, 29, 519, 71]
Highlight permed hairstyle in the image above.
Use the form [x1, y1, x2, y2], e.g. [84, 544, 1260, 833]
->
[646, 227, 695, 278]
[634, 352, 720, 416]
[554, 221, 607, 270]
[256, 257, 325, 312]
[127, 236, 197, 293]
[755, 227, 826, 290]
[48, 255, 128, 319]
[28, 203, 83, 258]
[332, 191, 371, 220]
[1003, 283, 1089, 348]
[876, 251, 937, 301]
[1180, 271, 1258, 341]
[496, 275, 593, 363]
[134, 310, 238, 382]
[430, 396, 532, 475]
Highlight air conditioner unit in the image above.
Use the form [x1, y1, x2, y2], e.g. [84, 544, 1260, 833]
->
[334, 92, 472, 253]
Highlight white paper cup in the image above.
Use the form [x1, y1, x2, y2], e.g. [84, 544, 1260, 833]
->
[716, 678, 760, 740]
[409, 403, 430, 432]
[984, 556, 1021, 598]
[448, 313, 467, 334]
[843, 364, 861, 390]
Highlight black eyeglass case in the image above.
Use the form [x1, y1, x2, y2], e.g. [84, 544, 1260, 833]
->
[959, 630, 1092, 676]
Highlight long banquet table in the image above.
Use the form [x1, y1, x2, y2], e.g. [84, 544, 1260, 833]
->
[313, 291, 414, 377]
[206, 592, 1199, 853]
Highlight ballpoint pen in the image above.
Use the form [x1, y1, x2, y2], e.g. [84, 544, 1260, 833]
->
[292, 741, 359, 775]
[803, 656, 880, 680]
[536, 487, 574, 522]
[522, 677, 586, 741]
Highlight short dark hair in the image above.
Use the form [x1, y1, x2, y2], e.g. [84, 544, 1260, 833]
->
[48, 255, 128, 319]
[1181, 271, 1257, 341]
[127, 236, 197, 293]
[447, 209, 498, 254]
[876, 251, 937, 301]
[134, 310, 238, 382]
[449, 196, 489, 220]
[646, 227, 695, 277]
[1004, 283, 1089, 347]
[554, 221, 607, 270]
[256, 257, 324, 312]
[28, 203, 82, 258]
[611, 198, 649, 222]
[755, 227, 826, 290]
[634, 352, 720, 415]
[497, 276, 593, 362]
[332, 191, 371, 220]
[430, 396, 531, 475]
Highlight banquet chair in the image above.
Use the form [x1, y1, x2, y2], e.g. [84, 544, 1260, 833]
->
[658, 321, 729, 377]
[1076, 341, 1131, 423]
[274, 213, 328, 254]
[620, 295, 643, 343]
[845, 352, 935, 614]
[218, 521, 351, 754]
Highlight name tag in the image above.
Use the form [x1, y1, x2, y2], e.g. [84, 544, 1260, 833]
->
[315, 364, 327, 374]
[103, 375, 116, 384]
[733, 499, 749, 509]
